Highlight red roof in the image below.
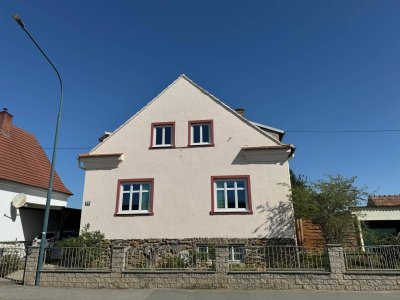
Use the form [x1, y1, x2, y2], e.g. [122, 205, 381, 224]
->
[0, 124, 72, 195]
[367, 195, 400, 207]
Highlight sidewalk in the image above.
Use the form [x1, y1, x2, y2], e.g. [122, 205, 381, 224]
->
[0, 285, 399, 300]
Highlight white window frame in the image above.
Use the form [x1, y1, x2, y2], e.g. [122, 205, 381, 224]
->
[190, 123, 211, 145]
[153, 125, 173, 147]
[119, 182, 151, 214]
[214, 179, 248, 212]
[229, 245, 245, 263]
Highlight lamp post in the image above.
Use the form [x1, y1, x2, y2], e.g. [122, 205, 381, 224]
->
[12, 14, 64, 286]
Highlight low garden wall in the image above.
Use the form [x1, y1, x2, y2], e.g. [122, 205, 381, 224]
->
[23, 243, 400, 291]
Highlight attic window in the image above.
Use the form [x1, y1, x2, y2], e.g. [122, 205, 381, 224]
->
[188, 120, 214, 147]
[151, 122, 175, 148]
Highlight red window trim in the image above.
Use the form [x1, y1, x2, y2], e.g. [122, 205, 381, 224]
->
[209, 175, 253, 215]
[188, 120, 214, 147]
[150, 122, 175, 149]
[114, 178, 155, 216]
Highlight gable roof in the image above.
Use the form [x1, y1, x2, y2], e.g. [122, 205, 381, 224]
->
[367, 195, 400, 207]
[0, 124, 72, 195]
[92, 74, 284, 152]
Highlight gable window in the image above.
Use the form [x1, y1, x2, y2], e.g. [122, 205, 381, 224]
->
[188, 120, 214, 146]
[151, 122, 175, 148]
[116, 179, 154, 215]
[210, 176, 252, 214]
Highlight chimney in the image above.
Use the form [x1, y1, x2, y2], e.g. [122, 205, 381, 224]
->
[234, 108, 245, 117]
[98, 131, 111, 142]
[0, 108, 13, 136]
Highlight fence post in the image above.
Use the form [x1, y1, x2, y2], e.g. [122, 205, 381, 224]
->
[215, 244, 229, 273]
[111, 246, 126, 273]
[24, 246, 40, 286]
[214, 244, 229, 287]
[326, 244, 345, 276]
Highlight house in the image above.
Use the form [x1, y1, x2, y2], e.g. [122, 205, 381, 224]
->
[353, 195, 400, 246]
[78, 75, 295, 244]
[0, 108, 74, 243]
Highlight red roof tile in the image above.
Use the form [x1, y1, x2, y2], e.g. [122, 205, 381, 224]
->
[367, 195, 400, 207]
[0, 124, 72, 195]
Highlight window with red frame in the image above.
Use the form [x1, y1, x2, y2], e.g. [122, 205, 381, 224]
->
[118, 181, 153, 214]
[212, 176, 251, 213]
[151, 122, 174, 148]
[189, 120, 213, 146]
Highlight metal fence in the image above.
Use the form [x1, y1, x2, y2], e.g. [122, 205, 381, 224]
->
[43, 247, 111, 271]
[0, 246, 26, 283]
[124, 245, 216, 271]
[344, 245, 400, 271]
[229, 245, 329, 272]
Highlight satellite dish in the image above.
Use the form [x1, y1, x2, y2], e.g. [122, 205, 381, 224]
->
[11, 193, 27, 208]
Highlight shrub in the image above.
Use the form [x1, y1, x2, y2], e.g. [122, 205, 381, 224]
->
[54, 223, 105, 247]
[50, 224, 108, 269]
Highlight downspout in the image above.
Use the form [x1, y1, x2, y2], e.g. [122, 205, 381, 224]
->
[288, 145, 296, 160]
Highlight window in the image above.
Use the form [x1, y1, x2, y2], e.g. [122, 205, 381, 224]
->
[116, 179, 154, 215]
[188, 120, 214, 146]
[151, 122, 175, 148]
[210, 176, 252, 214]
[229, 245, 245, 263]
[196, 245, 216, 263]
[197, 245, 209, 256]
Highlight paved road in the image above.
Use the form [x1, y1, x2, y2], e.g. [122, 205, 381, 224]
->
[0, 284, 399, 300]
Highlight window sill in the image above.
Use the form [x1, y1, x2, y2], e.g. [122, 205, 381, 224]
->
[187, 144, 215, 148]
[209, 210, 253, 215]
[149, 146, 175, 150]
[114, 212, 154, 217]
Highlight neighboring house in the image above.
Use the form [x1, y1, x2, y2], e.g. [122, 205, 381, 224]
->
[353, 195, 400, 245]
[79, 75, 295, 242]
[0, 108, 74, 242]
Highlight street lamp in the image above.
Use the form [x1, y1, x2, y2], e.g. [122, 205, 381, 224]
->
[12, 13, 64, 286]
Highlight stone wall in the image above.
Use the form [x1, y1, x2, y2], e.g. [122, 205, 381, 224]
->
[109, 237, 295, 248]
[24, 243, 400, 291]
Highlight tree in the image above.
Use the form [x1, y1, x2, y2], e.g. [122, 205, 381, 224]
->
[290, 173, 368, 244]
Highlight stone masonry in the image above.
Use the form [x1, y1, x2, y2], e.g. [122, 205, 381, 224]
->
[24, 244, 400, 291]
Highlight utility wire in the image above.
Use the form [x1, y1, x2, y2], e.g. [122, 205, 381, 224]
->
[286, 129, 400, 133]
[43, 147, 93, 149]
[287, 130, 400, 133]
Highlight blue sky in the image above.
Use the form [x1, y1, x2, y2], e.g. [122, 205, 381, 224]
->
[1, 1, 399, 208]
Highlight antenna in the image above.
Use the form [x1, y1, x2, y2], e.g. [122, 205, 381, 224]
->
[11, 193, 27, 208]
